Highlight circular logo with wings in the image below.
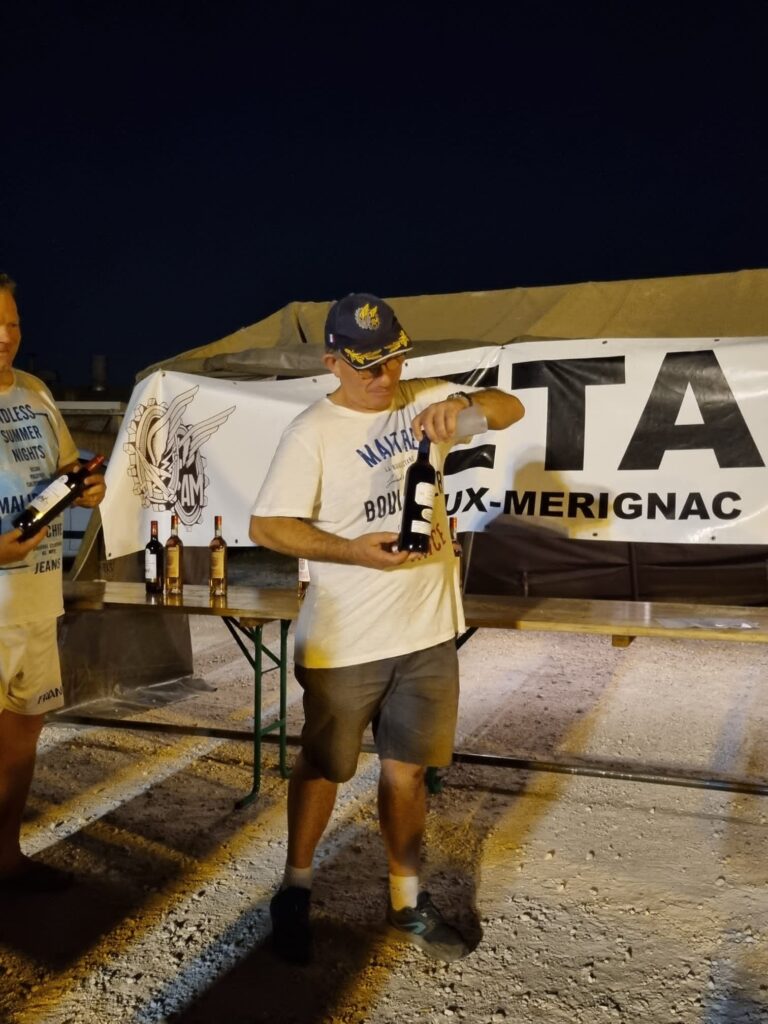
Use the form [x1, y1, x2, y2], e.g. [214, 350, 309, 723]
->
[124, 385, 235, 527]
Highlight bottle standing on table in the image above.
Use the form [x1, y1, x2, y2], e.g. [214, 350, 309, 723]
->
[144, 519, 164, 594]
[397, 435, 436, 554]
[13, 454, 105, 539]
[164, 514, 184, 595]
[209, 515, 228, 597]
[297, 557, 310, 602]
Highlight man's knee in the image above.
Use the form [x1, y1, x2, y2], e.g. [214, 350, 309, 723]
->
[300, 746, 359, 785]
[379, 758, 425, 789]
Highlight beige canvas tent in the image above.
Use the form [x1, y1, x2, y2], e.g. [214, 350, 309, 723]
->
[139, 268, 768, 381]
[135, 266, 768, 606]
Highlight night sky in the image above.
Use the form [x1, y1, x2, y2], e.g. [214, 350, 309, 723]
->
[3, 1, 768, 393]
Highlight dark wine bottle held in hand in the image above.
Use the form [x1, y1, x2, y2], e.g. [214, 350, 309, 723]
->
[397, 436, 436, 554]
[13, 454, 105, 540]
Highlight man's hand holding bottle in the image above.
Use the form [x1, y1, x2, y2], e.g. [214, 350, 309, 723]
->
[0, 526, 48, 566]
[72, 470, 107, 509]
[411, 396, 471, 443]
[348, 532, 411, 568]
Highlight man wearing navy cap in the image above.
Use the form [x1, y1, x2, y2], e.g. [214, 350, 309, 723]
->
[250, 292, 524, 963]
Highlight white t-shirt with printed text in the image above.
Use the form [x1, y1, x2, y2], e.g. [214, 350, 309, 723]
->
[252, 378, 466, 669]
[0, 370, 78, 626]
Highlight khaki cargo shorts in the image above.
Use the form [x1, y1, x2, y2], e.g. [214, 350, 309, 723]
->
[295, 638, 460, 783]
[0, 618, 63, 715]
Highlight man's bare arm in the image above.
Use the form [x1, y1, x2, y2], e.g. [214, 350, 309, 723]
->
[249, 516, 410, 570]
[472, 388, 525, 430]
[413, 388, 525, 442]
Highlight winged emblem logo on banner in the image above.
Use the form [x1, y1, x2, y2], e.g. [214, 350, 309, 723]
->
[123, 385, 236, 527]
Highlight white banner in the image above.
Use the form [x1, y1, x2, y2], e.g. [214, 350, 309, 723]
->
[101, 337, 768, 558]
[495, 336, 767, 545]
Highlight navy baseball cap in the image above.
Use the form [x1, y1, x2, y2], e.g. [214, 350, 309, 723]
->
[324, 293, 413, 370]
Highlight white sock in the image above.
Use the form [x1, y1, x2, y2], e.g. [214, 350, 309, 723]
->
[283, 864, 313, 890]
[389, 873, 420, 911]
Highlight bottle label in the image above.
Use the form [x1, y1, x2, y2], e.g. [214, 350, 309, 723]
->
[31, 477, 72, 516]
[410, 519, 432, 536]
[210, 550, 225, 576]
[166, 548, 180, 575]
[145, 552, 157, 578]
[298, 558, 310, 583]
[414, 482, 435, 508]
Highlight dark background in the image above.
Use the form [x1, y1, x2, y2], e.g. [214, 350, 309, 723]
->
[2, 1, 767, 394]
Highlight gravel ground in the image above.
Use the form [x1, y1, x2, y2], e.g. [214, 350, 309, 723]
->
[2, 595, 768, 1023]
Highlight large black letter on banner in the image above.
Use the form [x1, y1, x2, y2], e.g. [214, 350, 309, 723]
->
[619, 350, 765, 470]
[512, 357, 626, 470]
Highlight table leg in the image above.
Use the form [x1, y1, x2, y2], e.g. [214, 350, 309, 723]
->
[235, 624, 263, 810]
[224, 616, 291, 807]
[279, 619, 289, 779]
[425, 767, 443, 794]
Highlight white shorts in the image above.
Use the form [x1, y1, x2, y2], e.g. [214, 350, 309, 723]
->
[0, 618, 63, 715]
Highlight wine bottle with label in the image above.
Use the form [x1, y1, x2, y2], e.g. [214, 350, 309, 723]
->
[209, 515, 228, 597]
[164, 514, 184, 595]
[13, 454, 105, 540]
[397, 436, 436, 554]
[144, 520, 164, 594]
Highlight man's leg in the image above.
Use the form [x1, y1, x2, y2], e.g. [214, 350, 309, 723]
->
[270, 750, 339, 965]
[378, 756, 468, 960]
[286, 749, 338, 870]
[0, 709, 44, 875]
[375, 640, 468, 961]
[378, 757, 425, 878]
[0, 620, 70, 891]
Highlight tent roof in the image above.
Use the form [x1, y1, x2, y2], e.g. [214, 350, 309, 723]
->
[138, 268, 768, 381]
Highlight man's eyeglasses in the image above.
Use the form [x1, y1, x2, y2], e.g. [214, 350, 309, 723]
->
[353, 356, 406, 382]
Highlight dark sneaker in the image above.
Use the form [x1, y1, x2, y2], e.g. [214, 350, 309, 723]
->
[387, 891, 470, 961]
[269, 885, 311, 965]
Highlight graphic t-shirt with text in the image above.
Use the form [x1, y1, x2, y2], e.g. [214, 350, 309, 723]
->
[251, 378, 466, 668]
[0, 371, 78, 626]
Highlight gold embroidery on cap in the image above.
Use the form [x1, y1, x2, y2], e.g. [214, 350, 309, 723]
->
[342, 330, 411, 367]
[386, 331, 410, 354]
[354, 303, 381, 331]
[344, 346, 382, 365]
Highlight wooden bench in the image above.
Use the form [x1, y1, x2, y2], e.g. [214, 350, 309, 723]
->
[462, 594, 768, 647]
[60, 583, 768, 799]
[427, 593, 768, 797]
